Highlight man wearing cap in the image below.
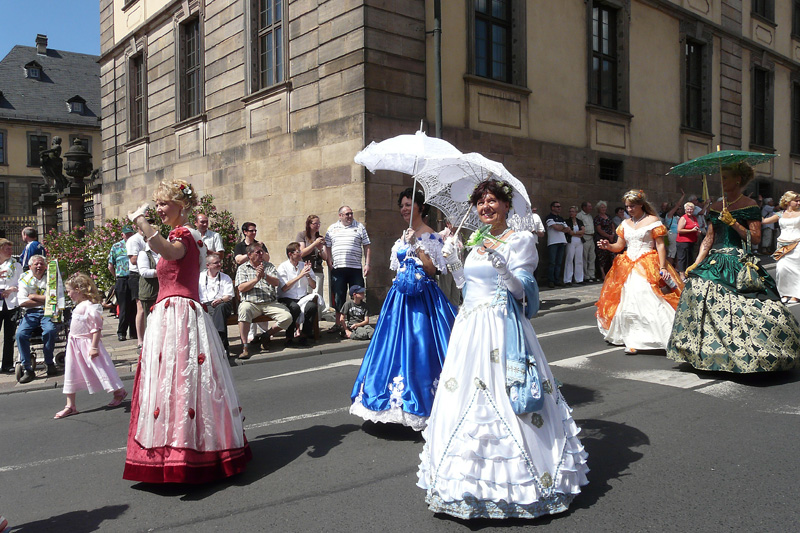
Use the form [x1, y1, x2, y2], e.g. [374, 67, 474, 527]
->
[108, 226, 137, 342]
[341, 285, 372, 340]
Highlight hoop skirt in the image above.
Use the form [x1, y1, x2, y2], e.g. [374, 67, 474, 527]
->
[350, 234, 457, 430]
[418, 231, 589, 519]
[667, 207, 800, 373]
[596, 222, 683, 350]
[123, 227, 251, 483]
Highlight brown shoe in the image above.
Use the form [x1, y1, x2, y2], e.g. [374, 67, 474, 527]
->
[239, 346, 251, 360]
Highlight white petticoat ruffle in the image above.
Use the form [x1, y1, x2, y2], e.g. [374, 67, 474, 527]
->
[349, 397, 428, 432]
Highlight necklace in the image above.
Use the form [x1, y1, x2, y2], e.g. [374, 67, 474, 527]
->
[631, 213, 646, 225]
[725, 193, 743, 206]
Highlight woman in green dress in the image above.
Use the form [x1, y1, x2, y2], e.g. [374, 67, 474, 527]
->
[667, 162, 800, 372]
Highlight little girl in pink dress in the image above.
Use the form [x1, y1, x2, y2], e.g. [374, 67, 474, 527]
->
[54, 273, 126, 419]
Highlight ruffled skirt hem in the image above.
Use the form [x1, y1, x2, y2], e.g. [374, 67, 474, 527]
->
[349, 398, 427, 431]
[424, 491, 576, 520]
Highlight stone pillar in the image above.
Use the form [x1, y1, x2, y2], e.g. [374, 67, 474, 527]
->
[35, 192, 59, 237]
[59, 185, 86, 234]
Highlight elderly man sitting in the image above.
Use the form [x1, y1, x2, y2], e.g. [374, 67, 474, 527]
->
[234, 242, 292, 359]
[15, 255, 57, 383]
[277, 242, 318, 347]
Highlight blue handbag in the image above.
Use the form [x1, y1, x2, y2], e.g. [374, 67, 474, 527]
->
[505, 271, 544, 415]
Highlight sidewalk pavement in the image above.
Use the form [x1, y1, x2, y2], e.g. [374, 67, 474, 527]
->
[0, 256, 777, 396]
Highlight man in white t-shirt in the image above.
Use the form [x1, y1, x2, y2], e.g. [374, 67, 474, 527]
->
[126, 227, 146, 348]
[277, 242, 318, 346]
[325, 206, 370, 331]
[196, 213, 224, 261]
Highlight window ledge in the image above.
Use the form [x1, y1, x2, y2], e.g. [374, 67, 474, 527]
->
[680, 126, 714, 139]
[463, 74, 531, 95]
[585, 103, 633, 121]
[124, 136, 149, 150]
[749, 143, 776, 154]
[242, 81, 292, 105]
[174, 113, 207, 130]
[750, 12, 776, 28]
[122, 0, 139, 13]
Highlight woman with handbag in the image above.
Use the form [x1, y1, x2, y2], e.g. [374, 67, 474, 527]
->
[763, 191, 800, 304]
[667, 164, 800, 372]
[417, 180, 588, 519]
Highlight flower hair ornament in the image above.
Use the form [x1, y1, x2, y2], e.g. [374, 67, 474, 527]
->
[179, 183, 194, 200]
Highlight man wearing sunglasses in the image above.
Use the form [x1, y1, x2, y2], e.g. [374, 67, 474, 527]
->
[234, 222, 259, 265]
[235, 242, 293, 359]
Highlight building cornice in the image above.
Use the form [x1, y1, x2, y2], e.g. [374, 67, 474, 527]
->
[99, 0, 183, 61]
[0, 116, 101, 131]
[640, 0, 799, 70]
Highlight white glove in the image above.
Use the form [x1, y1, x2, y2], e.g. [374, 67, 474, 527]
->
[484, 247, 524, 299]
[442, 237, 465, 289]
[442, 237, 459, 263]
[128, 202, 149, 223]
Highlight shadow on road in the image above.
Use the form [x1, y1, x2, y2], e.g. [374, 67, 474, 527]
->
[360, 421, 424, 442]
[538, 297, 580, 311]
[432, 418, 649, 530]
[676, 363, 800, 386]
[8, 504, 128, 532]
[559, 382, 599, 407]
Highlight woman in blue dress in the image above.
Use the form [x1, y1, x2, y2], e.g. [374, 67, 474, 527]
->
[350, 188, 457, 430]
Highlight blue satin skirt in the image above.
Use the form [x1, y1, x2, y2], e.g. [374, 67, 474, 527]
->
[350, 262, 457, 428]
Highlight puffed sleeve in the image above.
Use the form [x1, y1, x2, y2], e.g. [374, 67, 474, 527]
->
[505, 231, 538, 273]
[85, 303, 105, 333]
[417, 233, 448, 273]
[615, 225, 625, 238]
[168, 226, 193, 247]
[389, 239, 403, 271]
[651, 224, 667, 239]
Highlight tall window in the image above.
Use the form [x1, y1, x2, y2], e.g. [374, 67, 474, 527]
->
[794, 1, 800, 36]
[474, 0, 511, 83]
[684, 41, 704, 130]
[752, 0, 774, 21]
[130, 54, 146, 140]
[590, 4, 617, 109]
[30, 183, 41, 214]
[0, 182, 6, 214]
[792, 82, 800, 154]
[751, 67, 772, 148]
[0, 131, 5, 164]
[180, 18, 203, 120]
[253, 0, 284, 92]
[27, 134, 49, 167]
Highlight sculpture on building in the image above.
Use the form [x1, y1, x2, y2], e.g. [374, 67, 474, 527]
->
[39, 136, 69, 193]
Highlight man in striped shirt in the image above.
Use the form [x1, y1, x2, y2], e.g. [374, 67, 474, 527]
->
[325, 206, 371, 331]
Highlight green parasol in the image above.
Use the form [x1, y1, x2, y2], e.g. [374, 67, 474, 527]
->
[668, 149, 778, 211]
[667, 149, 777, 177]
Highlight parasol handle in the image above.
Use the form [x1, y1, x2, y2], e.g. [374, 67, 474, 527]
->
[454, 207, 472, 237]
[716, 144, 727, 212]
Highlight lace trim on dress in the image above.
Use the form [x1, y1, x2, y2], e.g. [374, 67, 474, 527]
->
[349, 396, 428, 431]
[388, 232, 447, 273]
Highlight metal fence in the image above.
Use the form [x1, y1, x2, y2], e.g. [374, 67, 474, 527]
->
[0, 215, 39, 255]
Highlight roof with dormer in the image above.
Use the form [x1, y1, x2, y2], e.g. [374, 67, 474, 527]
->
[0, 45, 100, 128]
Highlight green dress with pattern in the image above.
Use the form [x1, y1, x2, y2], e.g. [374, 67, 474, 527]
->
[667, 205, 800, 373]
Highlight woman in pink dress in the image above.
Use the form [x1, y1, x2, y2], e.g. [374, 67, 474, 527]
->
[54, 272, 126, 419]
[124, 179, 251, 483]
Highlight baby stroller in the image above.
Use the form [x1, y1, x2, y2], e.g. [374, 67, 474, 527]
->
[15, 306, 72, 382]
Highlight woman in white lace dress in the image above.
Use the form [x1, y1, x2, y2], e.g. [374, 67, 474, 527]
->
[596, 190, 683, 354]
[763, 190, 800, 303]
[417, 180, 589, 519]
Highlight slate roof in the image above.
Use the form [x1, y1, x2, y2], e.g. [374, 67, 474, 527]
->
[0, 45, 100, 128]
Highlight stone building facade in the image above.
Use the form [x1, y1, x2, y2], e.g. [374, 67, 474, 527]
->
[0, 35, 101, 253]
[99, 0, 800, 297]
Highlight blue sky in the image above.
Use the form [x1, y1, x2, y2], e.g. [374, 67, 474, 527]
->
[0, 1, 100, 60]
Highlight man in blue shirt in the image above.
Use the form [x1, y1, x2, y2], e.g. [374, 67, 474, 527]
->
[20, 227, 46, 271]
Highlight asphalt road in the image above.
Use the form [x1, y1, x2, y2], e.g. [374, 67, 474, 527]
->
[2, 304, 799, 532]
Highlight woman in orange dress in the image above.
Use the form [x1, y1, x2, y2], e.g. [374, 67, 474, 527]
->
[596, 190, 683, 354]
